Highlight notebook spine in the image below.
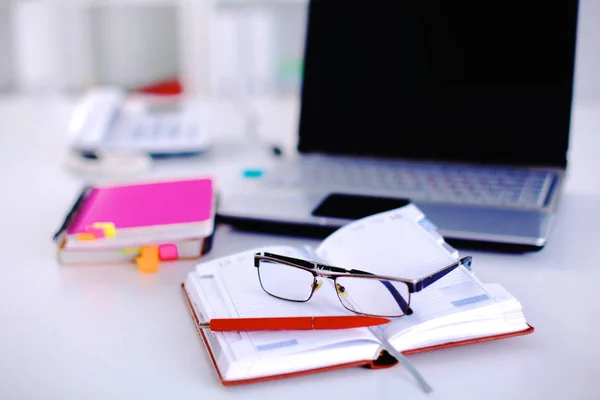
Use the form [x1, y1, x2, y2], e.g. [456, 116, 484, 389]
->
[53, 186, 93, 245]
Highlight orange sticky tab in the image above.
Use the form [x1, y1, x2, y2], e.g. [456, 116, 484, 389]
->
[136, 246, 160, 274]
[141, 246, 159, 259]
[76, 233, 96, 241]
[136, 257, 159, 274]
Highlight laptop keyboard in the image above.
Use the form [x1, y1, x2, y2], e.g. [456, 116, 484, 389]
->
[260, 159, 558, 209]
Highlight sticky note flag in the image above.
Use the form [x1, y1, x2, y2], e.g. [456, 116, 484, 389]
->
[92, 222, 116, 238]
[136, 246, 159, 274]
[158, 244, 178, 261]
[136, 258, 159, 274]
[76, 233, 96, 241]
[141, 246, 159, 258]
[120, 247, 141, 255]
[85, 227, 105, 239]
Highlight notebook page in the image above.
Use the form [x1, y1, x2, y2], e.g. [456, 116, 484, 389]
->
[194, 246, 379, 361]
[380, 268, 494, 340]
[313, 205, 523, 347]
[65, 228, 204, 249]
[389, 284, 527, 351]
[316, 205, 457, 278]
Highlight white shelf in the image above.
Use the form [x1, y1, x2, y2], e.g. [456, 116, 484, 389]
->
[58, 0, 179, 7]
[50, 0, 305, 6]
[218, 0, 307, 5]
[4, 0, 307, 94]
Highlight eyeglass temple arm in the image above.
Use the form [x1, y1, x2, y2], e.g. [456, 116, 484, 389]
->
[336, 267, 412, 315]
[259, 252, 369, 275]
[413, 256, 473, 292]
[259, 252, 412, 314]
[333, 267, 412, 314]
[257, 252, 320, 269]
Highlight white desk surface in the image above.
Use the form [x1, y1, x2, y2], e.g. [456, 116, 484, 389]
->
[1, 93, 599, 400]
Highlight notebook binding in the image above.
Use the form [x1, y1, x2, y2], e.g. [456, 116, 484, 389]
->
[52, 186, 93, 245]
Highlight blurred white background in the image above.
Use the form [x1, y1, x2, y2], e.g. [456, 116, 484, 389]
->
[0, 0, 597, 103]
[0, 0, 307, 98]
[573, 0, 600, 104]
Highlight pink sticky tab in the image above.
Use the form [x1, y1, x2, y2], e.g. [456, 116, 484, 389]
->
[85, 227, 105, 239]
[158, 244, 178, 261]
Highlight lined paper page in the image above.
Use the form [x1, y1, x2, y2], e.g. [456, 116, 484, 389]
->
[316, 206, 457, 279]
[380, 270, 492, 339]
[314, 206, 526, 349]
[194, 246, 378, 359]
[387, 283, 526, 351]
[213, 246, 352, 318]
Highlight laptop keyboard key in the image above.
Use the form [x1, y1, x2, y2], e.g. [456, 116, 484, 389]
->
[259, 160, 556, 209]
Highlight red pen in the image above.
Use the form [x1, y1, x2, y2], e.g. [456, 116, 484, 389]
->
[198, 316, 390, 331]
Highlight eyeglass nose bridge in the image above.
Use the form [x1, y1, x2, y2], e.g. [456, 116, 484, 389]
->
[313, 279, 323, 292]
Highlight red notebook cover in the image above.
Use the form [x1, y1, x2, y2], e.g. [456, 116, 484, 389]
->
[181, 284, 534, 386]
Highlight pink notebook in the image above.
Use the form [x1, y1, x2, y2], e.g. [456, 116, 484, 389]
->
[66, 178, 214, 235]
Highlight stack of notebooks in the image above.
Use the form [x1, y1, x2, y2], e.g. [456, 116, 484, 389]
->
[54, 178, 216, 265]
[182, 204, 533, 385]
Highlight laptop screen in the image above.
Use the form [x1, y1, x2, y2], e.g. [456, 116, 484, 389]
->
[298, 0, 579, 168]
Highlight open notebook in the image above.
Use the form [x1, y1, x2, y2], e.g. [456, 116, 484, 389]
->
[182, 204, 533, 385]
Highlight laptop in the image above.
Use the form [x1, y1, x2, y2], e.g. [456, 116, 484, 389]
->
[217, 0, 580, 252]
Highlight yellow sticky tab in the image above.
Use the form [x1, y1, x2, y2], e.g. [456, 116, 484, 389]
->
[93, 222, 116, 238]
[76, 233, 96, 241]
[121, 247, 141, 255]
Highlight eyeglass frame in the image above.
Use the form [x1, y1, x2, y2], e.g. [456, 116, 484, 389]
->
[254, 252, 473, 317]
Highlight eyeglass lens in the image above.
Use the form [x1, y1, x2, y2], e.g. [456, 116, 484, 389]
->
[335, 276, 410, 317]
[257, 259, 315, 301]
[257, 258, 410, 316]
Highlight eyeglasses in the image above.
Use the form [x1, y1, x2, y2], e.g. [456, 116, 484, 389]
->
[254, 252, 473, 318]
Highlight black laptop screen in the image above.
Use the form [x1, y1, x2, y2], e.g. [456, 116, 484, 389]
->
[298, 0, 579, 168]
